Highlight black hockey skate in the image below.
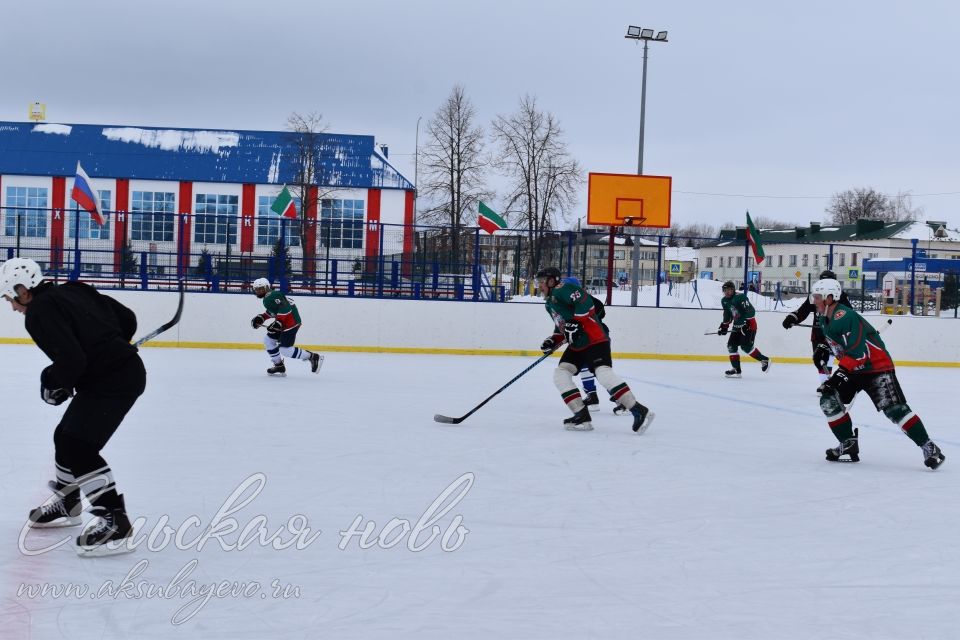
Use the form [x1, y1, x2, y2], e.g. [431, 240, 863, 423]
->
[583, 391, 600, 411]
[761, 357, 771, 373]
[309, 352, 324, 373]
[563, 407, 594, 431]
[76, 496, 134, 558]
[825, 428, 859, 462]
[267, 360, 286, 376]
[630, 403, 655, 434]
[922, 441, 946, 470]
[29, 483, 82, 528]
[724, 369, 742, 378]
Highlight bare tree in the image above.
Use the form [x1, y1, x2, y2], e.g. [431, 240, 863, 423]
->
[417, 86, 489, 272]
[284, 112, 331, 275]
[888, 189, 924, 221]
[826, 187, 919, 224]
[750, 216, 794, 230]
[491, 95, 583, 277]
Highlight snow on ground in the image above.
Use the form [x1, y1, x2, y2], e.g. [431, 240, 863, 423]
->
[0, 346, 956, 639]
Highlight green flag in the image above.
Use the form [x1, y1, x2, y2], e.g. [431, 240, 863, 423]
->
[270, 185, 297, 220]
[746, 211, 765, 264]
[478, 201, 507, 234]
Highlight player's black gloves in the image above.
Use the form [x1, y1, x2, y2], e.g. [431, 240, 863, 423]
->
[266, 320, 284, 338]
[821, 368, 852, 394]
[562, 321, 581, 343]
[541, 335, 560, 354]
[717, 323, 729, 336]
[251, 315, 265, 329]
[40, 367, 73, 406]
[782, 313, 798, 329]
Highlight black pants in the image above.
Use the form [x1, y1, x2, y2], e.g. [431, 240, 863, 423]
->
[559, 341, 613, 373]
[53, 356, 146, 490]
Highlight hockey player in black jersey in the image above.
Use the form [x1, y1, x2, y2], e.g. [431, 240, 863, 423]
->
[0, 258, 145, 557]
[782, 269, 851, 391]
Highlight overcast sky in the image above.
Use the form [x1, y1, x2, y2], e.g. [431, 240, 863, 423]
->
[3, 0, 958, 232]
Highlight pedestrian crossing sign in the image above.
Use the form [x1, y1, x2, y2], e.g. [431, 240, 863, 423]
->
[848, 268, 859, 280]
[668, 261, 682, 274]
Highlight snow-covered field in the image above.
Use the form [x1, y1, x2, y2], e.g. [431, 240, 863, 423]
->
[0, 345, 955, 639]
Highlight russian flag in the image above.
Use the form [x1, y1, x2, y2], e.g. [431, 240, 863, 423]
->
[71, 161, 105, 226]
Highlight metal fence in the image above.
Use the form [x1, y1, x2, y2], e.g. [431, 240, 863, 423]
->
[2, 205, 958, 314]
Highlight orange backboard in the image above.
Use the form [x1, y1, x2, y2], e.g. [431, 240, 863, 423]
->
[587, 173, 672, 228]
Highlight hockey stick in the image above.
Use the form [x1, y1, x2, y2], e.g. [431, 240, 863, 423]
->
[434, 351, 555, 424]
[133, 283, 185, 347]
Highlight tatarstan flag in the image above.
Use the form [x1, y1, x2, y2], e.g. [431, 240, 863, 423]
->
[746, 211, 765, 264]
[270, 185, 297, 219]
[478, 201, 507, 234]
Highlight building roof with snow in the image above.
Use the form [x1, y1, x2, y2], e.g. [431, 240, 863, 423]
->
[702, 219, 960, 246]
[0, 121, 413, 190]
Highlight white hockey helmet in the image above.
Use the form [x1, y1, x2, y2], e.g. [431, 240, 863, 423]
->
[252, 278, 272, 291]
[0, 258, 43, 299]
[811, 278, 842, 303]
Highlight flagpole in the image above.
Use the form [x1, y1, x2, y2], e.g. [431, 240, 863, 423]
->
[742, 210, 750, 294]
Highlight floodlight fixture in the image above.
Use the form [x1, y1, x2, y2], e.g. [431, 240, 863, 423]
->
[626, 25, 641, 38]
[655, 31, 668, 41]
[640, 28, 654, 39]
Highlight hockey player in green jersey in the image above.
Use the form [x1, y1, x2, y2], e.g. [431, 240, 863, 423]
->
[536, 267, 654, 433]
[811, 278, 945, 469]
[251, 278, 323, 376]
[718, 280, 771, 377]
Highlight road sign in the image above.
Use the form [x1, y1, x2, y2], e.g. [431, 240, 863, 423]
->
[847, 268, 859, 280]
[587, 173, 671, 228]
[668, 261, 682, 274]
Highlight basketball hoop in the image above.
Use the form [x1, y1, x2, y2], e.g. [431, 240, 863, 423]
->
[621, 217, 647, 227]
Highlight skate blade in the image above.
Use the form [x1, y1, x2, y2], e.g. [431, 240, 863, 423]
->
[633, 411, 655, 435]
[725, 374, 742, 379]
[825, 457, 860, 463]
[29, 516, 83, 529]
[76, 538, 135, 558]
[267, 372, 287, 377]
[564, 423, 595, 432]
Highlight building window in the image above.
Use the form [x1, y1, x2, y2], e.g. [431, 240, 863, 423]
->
[320, 199, 364, 250]
[778, 255, 783, 267]
[4, 186, 48, 237]
[719, 256, 725, 268]
[194, 193, 239, 245]
[851, 252, 858, 266]
[802, 254, 809, 267]
[789, 255, 797, 267]
[256, 196, 301, 246]
[69, 190, 111, 240]
[813, 253, 819, 267]
[736, 256, 743, 268]
[131, 191, 175, 242]
[705, 257, 712, 268]
[839, 253, 846, 266]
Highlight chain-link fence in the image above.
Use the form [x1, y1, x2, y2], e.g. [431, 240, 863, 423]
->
[2, 205, 958, 314]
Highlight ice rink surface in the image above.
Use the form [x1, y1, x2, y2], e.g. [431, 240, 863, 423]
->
[0, 344, 956, 640]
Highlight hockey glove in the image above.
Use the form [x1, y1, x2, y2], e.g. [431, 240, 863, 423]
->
[717, 323, 729, 336]
[821, 368, 852, 395]
[251, 315, 265, 329]
[541, 335, 561, 355]
[266, 320, 284, 338]
[562, 321, 581, 344]
[782, 313, 798, 329]
[39, 367, 73, 406]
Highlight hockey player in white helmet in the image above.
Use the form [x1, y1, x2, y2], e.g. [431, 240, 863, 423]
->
[250, 278, 323, 376]
[812, 278, 944, 469]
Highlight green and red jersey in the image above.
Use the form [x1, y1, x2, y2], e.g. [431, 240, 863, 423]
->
[256, 290, 302, 331]
[544, 282, 609, 351]
[822, 303, 893, 373]
[721, 292, 757, 331]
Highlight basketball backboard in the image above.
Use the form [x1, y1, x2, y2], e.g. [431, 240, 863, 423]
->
[587, 173, 671, 228]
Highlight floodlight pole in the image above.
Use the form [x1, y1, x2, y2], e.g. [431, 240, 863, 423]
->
[625, 27, 667, 306]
